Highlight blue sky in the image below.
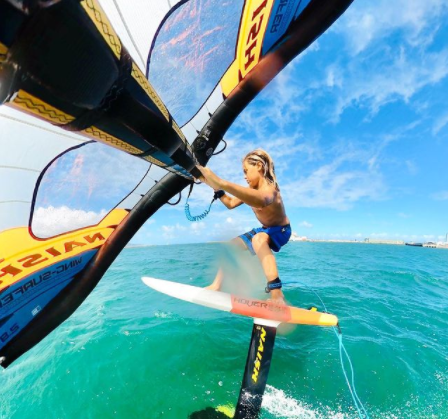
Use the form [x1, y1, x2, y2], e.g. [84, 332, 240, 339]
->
[133, 0, 448, 245]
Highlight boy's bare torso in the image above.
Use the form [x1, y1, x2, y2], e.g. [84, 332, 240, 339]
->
[251, 185, 289, 228]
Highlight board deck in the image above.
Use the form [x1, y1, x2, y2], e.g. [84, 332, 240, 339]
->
[142, 277, 338, 326]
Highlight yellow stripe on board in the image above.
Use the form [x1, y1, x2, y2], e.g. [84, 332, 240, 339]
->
[81, 0, 122, 59]
[221, 0, 275, 97]
[0, 209, 128, 291]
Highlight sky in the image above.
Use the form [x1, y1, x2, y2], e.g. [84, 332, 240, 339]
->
[1, 0, 447, 246]
[132, 0, 448, 245]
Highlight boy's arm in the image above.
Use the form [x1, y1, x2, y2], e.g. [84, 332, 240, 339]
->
[220, 180, 275, 208]
[219, 193, 244, 209]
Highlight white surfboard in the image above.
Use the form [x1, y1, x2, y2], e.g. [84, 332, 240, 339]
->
[142, 277, 338, 326]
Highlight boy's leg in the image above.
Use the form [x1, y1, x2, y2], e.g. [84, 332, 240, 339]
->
[205, 237, 247, 291]
[251, 233, 285, 304]
[205, 268, 223, 291]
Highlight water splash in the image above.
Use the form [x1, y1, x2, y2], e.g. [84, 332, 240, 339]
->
[262, 385, 348, 419]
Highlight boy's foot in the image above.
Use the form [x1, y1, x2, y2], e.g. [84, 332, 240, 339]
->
[269, 289, 286, 305]
[268, 296, 286, 305]
[205, 283, 221, 291]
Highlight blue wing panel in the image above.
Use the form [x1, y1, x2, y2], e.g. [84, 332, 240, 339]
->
[0, 250, 97, 350]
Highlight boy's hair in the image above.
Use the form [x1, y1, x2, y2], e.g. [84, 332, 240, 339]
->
[243, 149, 279, 191]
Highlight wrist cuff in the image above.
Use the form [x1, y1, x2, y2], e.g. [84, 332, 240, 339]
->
[214, 190, 225, 200]
[265, 278, 282, 293]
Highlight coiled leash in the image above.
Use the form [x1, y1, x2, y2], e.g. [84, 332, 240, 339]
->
[184, 183, 225, 221]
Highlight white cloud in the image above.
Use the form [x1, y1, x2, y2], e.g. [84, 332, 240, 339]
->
[282, 149, 385, 210]
[338, 0, 448, 54]
[130, 219, 157, 244]
[32, 206, 108, 238]
[331, 47, 448, 122]
[160, 223, 189, 241]
[326, 65, 343, 88]
[299, 221, 313, 228]
[159, 217, 246, 242]
[162, 223, 186, 232]
[212, 213, 257, 240]
[190, 221, 206, 235]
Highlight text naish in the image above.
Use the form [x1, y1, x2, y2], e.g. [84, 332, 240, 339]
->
[0, 258, 83, 309]
[0, 232, 105, 281]
[244, 0, 268, 71]
[252, 326, 266, 383]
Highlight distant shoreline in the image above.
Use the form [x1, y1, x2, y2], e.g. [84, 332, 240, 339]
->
[292, 239, 403, 245]
[290, 238, 448, 248]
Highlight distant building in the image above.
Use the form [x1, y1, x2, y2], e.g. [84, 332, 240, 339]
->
[364, 238, 404, 245]
[423, 242, 436, 248]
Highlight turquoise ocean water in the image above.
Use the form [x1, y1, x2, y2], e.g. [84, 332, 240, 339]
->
[1, 242, 447, 419]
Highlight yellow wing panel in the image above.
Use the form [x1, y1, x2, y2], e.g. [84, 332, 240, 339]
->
[0, 208, 128, 292]
[221, 0, 275, 97]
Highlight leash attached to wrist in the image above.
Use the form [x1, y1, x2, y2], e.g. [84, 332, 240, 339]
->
[185, 184, 224, 222]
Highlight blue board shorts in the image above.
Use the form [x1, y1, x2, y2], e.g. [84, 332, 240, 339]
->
[239, 224, 292, 255]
